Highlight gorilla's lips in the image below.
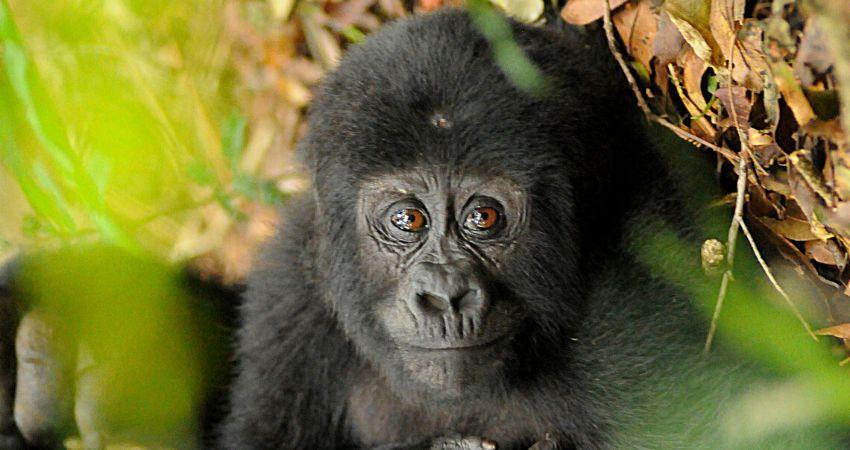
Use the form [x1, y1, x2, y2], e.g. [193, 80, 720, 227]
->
[404, 331, 513, 352]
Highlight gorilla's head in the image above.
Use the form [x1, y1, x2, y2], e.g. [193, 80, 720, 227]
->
[300, 10, 642, 402]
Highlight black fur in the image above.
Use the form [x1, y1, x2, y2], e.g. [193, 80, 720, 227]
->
[219, 9, 722, 450]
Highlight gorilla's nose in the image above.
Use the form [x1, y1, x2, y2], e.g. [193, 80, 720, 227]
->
[408, 263, 487, 320]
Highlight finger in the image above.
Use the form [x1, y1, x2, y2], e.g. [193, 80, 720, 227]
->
[14, 310, 75, 448]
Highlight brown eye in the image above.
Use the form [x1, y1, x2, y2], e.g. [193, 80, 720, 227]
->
[390, 208, 428, 232]
[465, 207, 499, 231]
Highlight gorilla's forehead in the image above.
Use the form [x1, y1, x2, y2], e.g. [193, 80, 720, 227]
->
[306, 10, 581, 181]
[358, 169, 525, 204]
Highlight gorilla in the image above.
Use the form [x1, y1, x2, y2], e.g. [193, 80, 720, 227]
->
[219, 9, 723, 450]
[2, 7, 840, 450]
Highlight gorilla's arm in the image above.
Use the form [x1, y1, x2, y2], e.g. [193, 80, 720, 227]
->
[0, 250, 240, 449]
[218, 197, 357, 449]
[0, 259, 22, 448]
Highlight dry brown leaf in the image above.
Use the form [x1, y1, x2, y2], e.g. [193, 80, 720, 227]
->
[652, 11, 685, 69]
[815, 323, 850, 339]
[772, 59, 817, 126]
[682, 49, 710, 111]
[708, 0, 737, 62]
[763, 69, 781, 131]
[301, 8, 342, 70]
[561, 0, 629, 26]
[789, 149, 834, 207]
[830, 142, 850, 201]
[762, 169, 792, 195]
[419, 0, 445, 12]
[378, 0, 408, 18]
[715, 86, 750, 129]
[668, 61, 716, 139]
[752, 142, 785, 168]
[750, 213, 823, 281]
[612, 0, 657, 72]
[761, 216, 819, 241]
[276, 75, 312, 108]
[806, 239, 846, 269]
[748, 182, 783, 217]
[795, 18, 833, 88]
[748, 128, 773, 146]
[664, 0, 722, 66]
[730, 24, 769, 91]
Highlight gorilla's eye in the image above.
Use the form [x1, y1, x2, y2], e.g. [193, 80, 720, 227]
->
[390, 208, 428, 232]
[464, 207, 499, 231]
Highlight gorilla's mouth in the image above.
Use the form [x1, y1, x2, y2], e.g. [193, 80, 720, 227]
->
[404, 332, 512, 352]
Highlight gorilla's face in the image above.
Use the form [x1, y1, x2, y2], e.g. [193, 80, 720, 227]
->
[304, 11, 594, 403]
[355, 169, 535, 398]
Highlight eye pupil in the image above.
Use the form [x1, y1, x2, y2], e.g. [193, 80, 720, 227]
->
[466, 207, 499, 231]
[391, 208, 427, 232]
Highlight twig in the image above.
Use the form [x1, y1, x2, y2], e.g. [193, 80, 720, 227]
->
[737, 217, 819, 341]
[653, 119, 739, 163]
[601, 0, 651, 116]
[600, 0, 738, 164]
[704, 150, 748, 353]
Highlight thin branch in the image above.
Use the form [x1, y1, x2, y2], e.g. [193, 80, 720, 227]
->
[704, 150, 749, 353]
[705, 12, 748, 353]
[653, 119, 739, 162]
[602, 0, 651, 115]
[600, 0, 738, 164]
[737, 217, 819, 341]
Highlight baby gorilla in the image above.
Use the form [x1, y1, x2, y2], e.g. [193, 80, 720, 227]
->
[220, 9, 714, 450]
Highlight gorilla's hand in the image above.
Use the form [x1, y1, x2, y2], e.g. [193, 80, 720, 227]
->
[430, 436, 497, 450]
[528, 434, 560, 450]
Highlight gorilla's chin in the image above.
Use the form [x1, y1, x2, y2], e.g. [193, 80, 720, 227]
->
[397, 341, 514, 400]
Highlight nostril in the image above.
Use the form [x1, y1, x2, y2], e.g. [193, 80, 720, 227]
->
[456, 289, 483, 313]
[418, 292, 450, 313]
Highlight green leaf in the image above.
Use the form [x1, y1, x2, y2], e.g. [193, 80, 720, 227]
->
[221, 112, 247, 171]
[187, 160, 216, 186]
[466, 0, 547, 94]
[341, 26, 366, 44]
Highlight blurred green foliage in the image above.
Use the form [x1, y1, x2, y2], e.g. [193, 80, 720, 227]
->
[0, 0, 245, 445]
[1, 0, 850, 448]
[0, 0, 285, 259]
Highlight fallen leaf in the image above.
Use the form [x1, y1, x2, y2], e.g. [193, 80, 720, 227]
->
[708, 0, 738, 62]
[276, 75, 311, 107]
[795, 18, 833, 88]
[815, 323, 850, 339]
[730, 23, 768, 91]
[301, 8, 342, 70]
[789, 149, 834, 207]
[682, 49, 710, 111]
[652, 11, 685, 68]
[748, 182, 783, 217]
[761, 216, 819, 241]
[806, 239, 846, 269]
[771, 59, 816, 126]
[612, 0, 657, 72]
[560, 0, 629, 26]
[762, 69, 780, 132]
[664, 0, 722, 65]
[752, 142, 785, 167]
[750, 213, 824, 282]
[419, 0, 444, 12]
[715, 86, 750, 129]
